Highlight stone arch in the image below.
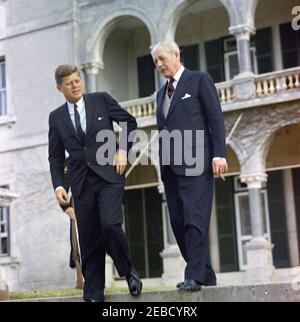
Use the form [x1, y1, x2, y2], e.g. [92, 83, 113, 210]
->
[85, 6, 158, 65]
[262, 120, 300, 167]
[220, 0, 259, 27]
[226, 138, 245, 173]
[161, 0, 230, 41]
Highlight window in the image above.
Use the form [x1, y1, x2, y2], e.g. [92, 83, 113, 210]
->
[280, 22, 300, 69]
[204, 27, 274, 83]
[0, 207, 10, 256]
[223, 37, 258, 81]
[0, 58, 6, 116]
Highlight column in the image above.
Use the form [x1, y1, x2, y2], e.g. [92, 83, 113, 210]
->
[230, 25, 255, 75]
[283, 169, 300, 267]
[82, 62, 103, 93]
[229, 25, 256, 100]
[158, 184, 185, 286]
[0, 188, 17, 300]
[240, 173, 275, 283]
[209, 193, 220, 273]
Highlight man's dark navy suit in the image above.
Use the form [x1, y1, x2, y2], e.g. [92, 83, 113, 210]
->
[156, 69, 226, 285]
[48, 92, 137, 301]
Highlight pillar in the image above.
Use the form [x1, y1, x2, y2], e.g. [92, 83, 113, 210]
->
[209, 193, 221, 273]
[158, 184, 185, 286]
[82, 62, 103, 93]
[229, 25, 257, 100]
[240, 173, 275, 283]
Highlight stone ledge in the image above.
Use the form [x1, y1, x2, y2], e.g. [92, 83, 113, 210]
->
[6, 283, 300, 302]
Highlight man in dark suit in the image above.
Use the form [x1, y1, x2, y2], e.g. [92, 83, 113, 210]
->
[151, 41, 228, 292]
[48, 64, 142, 302]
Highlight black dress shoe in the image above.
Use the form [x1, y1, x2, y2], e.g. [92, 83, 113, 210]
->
[179, 279, 202, 292]
[176, 281, 184, 289]
[126, 268, 143, 297]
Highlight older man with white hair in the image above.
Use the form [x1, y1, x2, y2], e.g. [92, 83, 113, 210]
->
[151, 40, 228, 292]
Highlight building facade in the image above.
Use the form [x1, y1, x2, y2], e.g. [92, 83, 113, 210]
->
[0, 0, 299, 291]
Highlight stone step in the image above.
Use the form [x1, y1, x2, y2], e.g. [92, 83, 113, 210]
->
[7, 282, 300, 302]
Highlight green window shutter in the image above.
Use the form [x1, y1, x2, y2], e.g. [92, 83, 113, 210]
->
[267, 171, 290, 268]
[137, 55, 155, 98]
[280, 22, 300, 69]
[255, 27, 274, 73]
[215, 178, 239, 272]
[204, 38, 225, 83]
[292, 168, 300, 262]
[180, 44, 199, 71]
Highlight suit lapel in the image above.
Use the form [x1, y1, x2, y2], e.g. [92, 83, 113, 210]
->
[166, 69, 192, 120]
[157, 82, 168, 121]
[61, 103, 81, 141]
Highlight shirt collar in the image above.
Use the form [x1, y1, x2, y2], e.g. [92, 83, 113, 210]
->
[67, 96, 85, 112]
[172, 65, 185, 84]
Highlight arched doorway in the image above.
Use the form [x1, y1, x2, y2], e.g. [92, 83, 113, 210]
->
[175, 0, 230, 82]
[98, 16, 154, 102]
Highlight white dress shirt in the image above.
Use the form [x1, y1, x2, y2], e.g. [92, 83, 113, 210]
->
[67, 96, 87, 134]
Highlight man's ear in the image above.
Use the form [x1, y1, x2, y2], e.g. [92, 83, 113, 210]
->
[57, 84, 61, 92]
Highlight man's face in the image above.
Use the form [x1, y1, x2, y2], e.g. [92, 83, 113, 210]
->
[153, 47, 181, 79]
[57, 72, 84, 103]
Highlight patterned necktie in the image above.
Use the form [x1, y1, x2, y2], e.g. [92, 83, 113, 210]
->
[74, 104, 85, 142]
[167, 78, 175, 99]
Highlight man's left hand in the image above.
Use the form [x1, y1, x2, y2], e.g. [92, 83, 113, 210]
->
[212, 158, 228, 178]
[113, 150, 127, 175]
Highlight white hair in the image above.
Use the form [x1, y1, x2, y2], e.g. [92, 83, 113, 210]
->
[150, 40, 180, 58]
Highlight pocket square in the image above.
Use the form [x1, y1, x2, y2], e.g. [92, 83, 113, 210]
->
[181, 93, 191, 100]
[98, 116, 103, 121]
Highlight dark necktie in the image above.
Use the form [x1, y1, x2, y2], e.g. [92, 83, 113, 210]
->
[167, 78, 175, 99]
[74, 104, 85, 142]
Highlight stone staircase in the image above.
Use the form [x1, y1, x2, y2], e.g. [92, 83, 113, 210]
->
[8, 282, 300, 302]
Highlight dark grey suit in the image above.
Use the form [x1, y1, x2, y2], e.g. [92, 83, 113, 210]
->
[48, 92, 137, 301]
[156, 69, 226, 284]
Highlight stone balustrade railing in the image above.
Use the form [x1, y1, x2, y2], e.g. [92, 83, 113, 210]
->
[216, 81, 234, 104]
[120, 67, 300, 118]
[120, 94, 156, 118]
[254, 67, 300, 96]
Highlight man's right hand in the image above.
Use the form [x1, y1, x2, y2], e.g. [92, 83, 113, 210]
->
[65, 207, 76, 221]
[56, 187, 69, 206]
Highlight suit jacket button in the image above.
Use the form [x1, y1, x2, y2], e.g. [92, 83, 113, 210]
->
[87, 162, 90, 166]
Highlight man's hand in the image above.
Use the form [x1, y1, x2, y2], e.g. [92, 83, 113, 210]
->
[56, 187, 69, 206]
[212, 158, 228, 180]
[65, 207, 76, 221]
[113, 150, 127, 175]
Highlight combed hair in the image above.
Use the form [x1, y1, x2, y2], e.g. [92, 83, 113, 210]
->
[55, 64, 81, 85]
[150, 40, 180, 58]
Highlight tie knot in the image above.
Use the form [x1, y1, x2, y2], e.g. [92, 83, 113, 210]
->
[167, 78, 175, 99]
[74, 104, 78, 109]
